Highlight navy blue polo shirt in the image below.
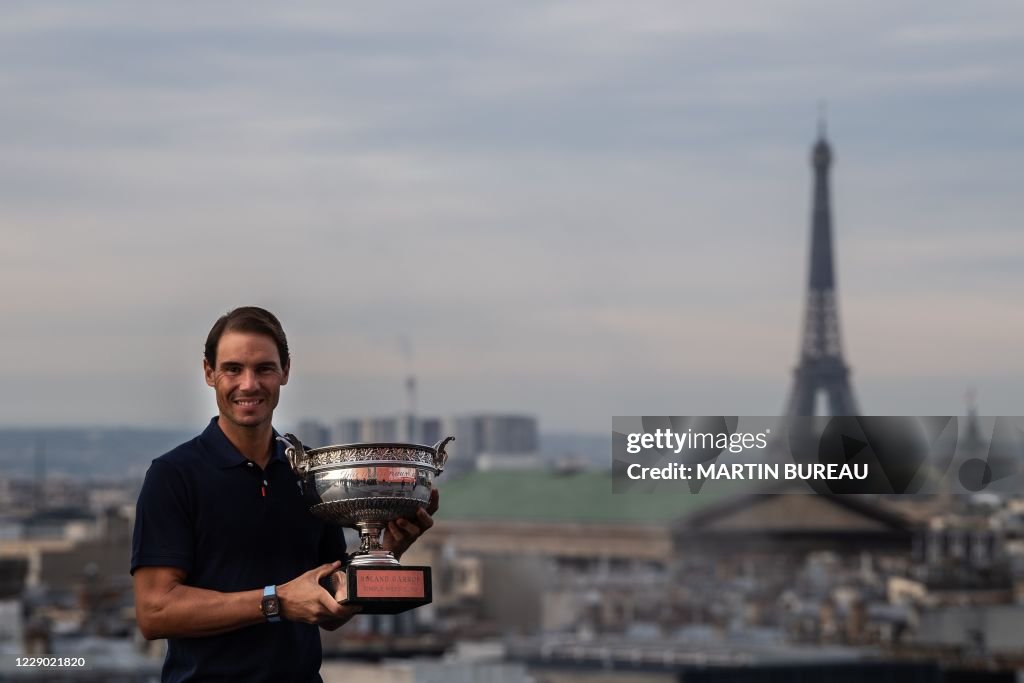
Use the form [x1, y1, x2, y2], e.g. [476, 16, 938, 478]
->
[131, 418, 347, 683]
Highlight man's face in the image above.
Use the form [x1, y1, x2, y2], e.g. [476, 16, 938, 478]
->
[204, 331, 289, 431]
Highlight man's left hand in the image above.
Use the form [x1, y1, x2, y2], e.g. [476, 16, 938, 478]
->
[382, 489, 439, 561]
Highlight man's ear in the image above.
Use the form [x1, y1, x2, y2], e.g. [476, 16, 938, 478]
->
[204, 358, 216, 387]
[281, 361, 290, 386]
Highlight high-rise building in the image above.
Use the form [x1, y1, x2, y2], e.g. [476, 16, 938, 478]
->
[330, 416, 445, 445]
[450, 414, 540, 474]
[419, 417, 444, 446]
[309, 413, 539, 474]
[294, 420, 329, 447]
[332, 418, 363, 445]
[364, 416, 400, 442]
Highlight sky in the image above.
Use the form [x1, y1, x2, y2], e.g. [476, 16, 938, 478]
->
[1, 1, 1022, 433]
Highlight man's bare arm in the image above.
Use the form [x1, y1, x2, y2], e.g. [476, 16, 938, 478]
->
[134, 561, 359, 640]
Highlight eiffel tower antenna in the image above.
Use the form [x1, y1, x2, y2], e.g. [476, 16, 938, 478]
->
[399, 335, 417, 443]
[785, 120, 859, 416]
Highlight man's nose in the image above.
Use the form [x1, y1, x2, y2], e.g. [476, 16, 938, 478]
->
[239, 369, 260, 391]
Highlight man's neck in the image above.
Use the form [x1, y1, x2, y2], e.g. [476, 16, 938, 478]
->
[218, 417, 274, 469]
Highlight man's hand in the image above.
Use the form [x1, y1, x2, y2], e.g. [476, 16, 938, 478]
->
[382, 488, 439, 560]
[277, 561, 361, 626]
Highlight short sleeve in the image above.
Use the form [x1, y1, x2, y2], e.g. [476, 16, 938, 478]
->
[131, 459, 195, 576]
[317, 524, 348, 566]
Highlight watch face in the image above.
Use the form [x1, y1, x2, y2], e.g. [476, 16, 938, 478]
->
[263, 597, 279, 615]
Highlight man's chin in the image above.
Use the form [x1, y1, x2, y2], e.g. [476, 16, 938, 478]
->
[224, 412, 271, 429]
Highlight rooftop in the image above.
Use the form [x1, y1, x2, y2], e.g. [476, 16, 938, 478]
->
[437, 469, 745, 524]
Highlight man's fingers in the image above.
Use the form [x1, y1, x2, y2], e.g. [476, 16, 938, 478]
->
[314, 561, 343, 581]
[320, 592, 362, 620]
[388, 521, 408, 542]
[415, 507, 434, 531]
[318, 591, 349, 618]
[426, 488, 440, 515]
[339, 604, 363, 618]
[320, 604, 363, 631]
[383, 496, 436, 555]
[319, 589, 352, 614]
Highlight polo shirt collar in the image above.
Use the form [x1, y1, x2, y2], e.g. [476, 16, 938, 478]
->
[200, 417, 288, 469]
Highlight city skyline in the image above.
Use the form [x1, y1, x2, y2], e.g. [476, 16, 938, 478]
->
[2, 2, 1022, 432]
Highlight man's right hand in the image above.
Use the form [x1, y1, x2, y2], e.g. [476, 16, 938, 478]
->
[277, 561, 361, 625]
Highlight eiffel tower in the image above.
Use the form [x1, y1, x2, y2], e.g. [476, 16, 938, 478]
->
[785, 120, 860, 416]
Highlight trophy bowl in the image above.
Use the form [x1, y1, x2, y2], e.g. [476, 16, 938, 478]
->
[279, 435, 453, 568]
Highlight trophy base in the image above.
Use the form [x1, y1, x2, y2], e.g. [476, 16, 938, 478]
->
[325, 566, 432, 615]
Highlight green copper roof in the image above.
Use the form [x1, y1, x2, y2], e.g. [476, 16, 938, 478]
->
[436, 469, 745, 524]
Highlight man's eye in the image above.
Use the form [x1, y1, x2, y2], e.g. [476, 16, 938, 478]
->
[222, 367, 241, 374]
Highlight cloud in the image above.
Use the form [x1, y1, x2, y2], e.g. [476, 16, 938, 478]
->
[1, 0, 1022, 429]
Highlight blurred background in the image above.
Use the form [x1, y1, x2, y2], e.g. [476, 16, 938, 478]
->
[1, 1, 1022, 681]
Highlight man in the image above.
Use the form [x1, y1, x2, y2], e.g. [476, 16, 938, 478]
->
[132, 307, 437, 682]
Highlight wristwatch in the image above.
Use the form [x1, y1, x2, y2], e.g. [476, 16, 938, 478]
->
[260, 585, 281, 623]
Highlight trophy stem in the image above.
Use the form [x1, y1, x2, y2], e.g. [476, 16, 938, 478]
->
[356, 522, 385, 553]
[351, 522, 399, 566]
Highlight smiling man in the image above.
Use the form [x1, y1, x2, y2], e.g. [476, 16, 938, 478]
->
[131, 307, 438, 682]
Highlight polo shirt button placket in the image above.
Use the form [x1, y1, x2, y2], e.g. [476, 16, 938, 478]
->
[244, 461, 268, 498]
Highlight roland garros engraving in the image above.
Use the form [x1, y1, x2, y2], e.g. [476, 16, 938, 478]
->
[356, 570, 426, 599]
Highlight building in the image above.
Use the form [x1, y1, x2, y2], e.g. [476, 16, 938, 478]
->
[449, 415, 540, 475]
[422, 470, 917, 640]
[294, 419, 330, 447]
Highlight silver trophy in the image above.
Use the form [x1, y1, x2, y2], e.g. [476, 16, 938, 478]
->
[277, 434, 453, 613]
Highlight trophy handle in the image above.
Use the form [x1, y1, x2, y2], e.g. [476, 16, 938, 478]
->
[277, 433, 309, 476]
[431, 436, 454, 475]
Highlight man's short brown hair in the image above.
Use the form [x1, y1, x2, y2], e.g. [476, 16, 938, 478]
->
[205, 307, 290, 368]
